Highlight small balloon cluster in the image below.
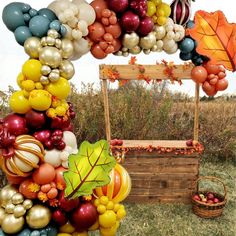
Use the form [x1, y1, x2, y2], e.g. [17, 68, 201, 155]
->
[191, 62, 228, 96]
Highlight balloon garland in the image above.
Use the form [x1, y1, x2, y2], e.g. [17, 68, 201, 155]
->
[1, 0, 236, 235]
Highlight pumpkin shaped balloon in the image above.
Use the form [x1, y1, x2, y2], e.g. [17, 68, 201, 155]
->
[94, 163, 131, 203]
[1, 135, 44, 177]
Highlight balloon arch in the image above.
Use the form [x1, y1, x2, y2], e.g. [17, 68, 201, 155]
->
[0, 0, 235, 235]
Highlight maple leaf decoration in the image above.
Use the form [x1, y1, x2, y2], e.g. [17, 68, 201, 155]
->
[189, 10, 236, 71]
[64, 140, 116, 199]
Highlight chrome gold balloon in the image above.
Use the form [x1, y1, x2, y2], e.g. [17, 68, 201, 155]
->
[5, 203, 15, 214]
[59, 60, 75, 80]
[130, 46, 141, 55]
[14, 205, 26, 218]
[24, 37, 41, 58]
[122, 32, 140, 50]
[140, 32, 156, 50]
[61, 39, 74, 59]
[39, 46, 62, 68]
[11, 193, 24, 205]
[41, 65, 51, 76]
[0, 185, 17, 208]
[0, 207, 5, 225]
[1, 214, 24, 234]
[26, 205, 51, 229]
[23, 199, 33, 210]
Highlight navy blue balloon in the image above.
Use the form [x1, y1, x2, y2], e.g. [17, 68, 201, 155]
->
[2, 2, 26, 31]
[29, 15, 50, 37]
[14, 26, 32, 45]
[17, 229, 31, 236]
[38, 8, 57, 22]
[180, 51, 192, 61]
[179, 38, 195, 53]
[192, 55, 204, 66]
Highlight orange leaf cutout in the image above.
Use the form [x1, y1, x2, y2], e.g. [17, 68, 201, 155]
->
[189, 10, 236, 71]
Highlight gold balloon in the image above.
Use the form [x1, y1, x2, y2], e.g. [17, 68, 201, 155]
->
[14, 205, 26, 218]
[48, 29, 60, 39]
[143, 49, 151, 55]
[61, 39, 74, 59]
[46, 36, 56, 46]
[23, 199, 33, 210]
[59, 60, 75, 80]
[122, 32, 140, 49]
[0, 207, 6, 225]
[0, 185, 17, 208]
[55, 39, 62, 49]
[140, 32, 156, 50]
[130, 46, 141, 55]
[5, 203, 15, 214]
[1, 214, 24, 234]
[151, 45, 158, 52]
[26, 205, 51, 229]
[11, 193, 24, 205]
[39, 46, 62, 68]
[24, 37, 41, 58]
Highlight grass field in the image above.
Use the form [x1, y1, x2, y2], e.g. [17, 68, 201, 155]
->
[91, 160, 236, 236]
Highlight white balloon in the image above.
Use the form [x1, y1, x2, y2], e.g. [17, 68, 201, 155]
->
[60, 151, 69, 161]
[77, 3, 96, 25]
[62, 161, 69, 168]
[62, 131, 78, 151]
[72, 0, 86, 5]
[44, 149, 61, 168]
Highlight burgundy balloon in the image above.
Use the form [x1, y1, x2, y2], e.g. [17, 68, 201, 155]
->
[108, 0, 129, 13]
[137, 16, 154, 36]
[3, 113, 28, 136]
[51, 116, 71, 129]
[70, 202, 98, 231]
[58, 191, 80, 212]
[33, 130, 51, 143]
[88, 22, 105, 42]
[120, 11, 140, 33]
[25, 110, 46, 130]
[52, 209, 67, 226]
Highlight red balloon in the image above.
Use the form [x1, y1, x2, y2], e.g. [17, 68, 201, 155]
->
[3, 113, 28, 136]
[120, 11, 140, 33]
[215, 78, 228, 91]
[105, 23, 122, 39]
[90, 0, 108, 19]
[191, 66, 208, 83]
[91, 44, 107, 59]
[137, 16, 154, 36]
[88, 22, 105, 42]
[70, 202, 98, 231]
[108, 0, 129, 13]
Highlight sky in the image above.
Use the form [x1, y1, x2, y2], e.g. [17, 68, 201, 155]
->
[0, 0, 235, 96]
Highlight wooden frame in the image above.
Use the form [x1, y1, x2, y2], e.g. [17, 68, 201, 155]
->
[100, 64, 199, 143]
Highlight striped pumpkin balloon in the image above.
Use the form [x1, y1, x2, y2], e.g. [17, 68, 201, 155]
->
[94, 163, 131, 203]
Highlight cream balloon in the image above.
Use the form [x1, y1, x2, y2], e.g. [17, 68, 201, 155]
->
[61, 39, 74, 59]
[77, 20, 89, 36]
[24, 37, 41, 58]
[60, 60, 75, 80]
[26, 205, 51, 229]
[72, 0, 86, 5]
[39, 46, 62, 68]
[0, 207, 5, 226]
[62, 131, 78, 153]
[165, 43, 178, 54]
[122, 33, 140, 50]
[0, 185, 17, 208]
[129, 45, 141, 55]
[72, 38, 90, 60]
[64, 24, 73, 40]
[48, 0, 71, 14]
[77, 3, 96, 25]
[154, 26, 166, 40]
[2, 214, 24, 234]
[140, 32, 156, 50]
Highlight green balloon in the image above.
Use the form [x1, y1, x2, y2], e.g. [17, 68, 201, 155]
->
[38, 8, 57, 22]
[29, 15, 50, 38]
[2, 2, 26, 32]
[14, 26, 32, 45]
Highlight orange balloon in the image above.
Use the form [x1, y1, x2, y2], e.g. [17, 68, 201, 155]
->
[88, 22, 105, 42]
[90, 0, 108, 19]
[204, 62, 221, 74]
[113, 38, 122, 52]
[105, 23, 122, 39]
[91, 44, 107, 59]
[215, 78, 228, 91]
[202, 81, 216, 96]
[6, 174, 25, 185]
[191, 66, 208, 83]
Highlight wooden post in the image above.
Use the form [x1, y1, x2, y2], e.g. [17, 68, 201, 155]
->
[194, 83, 200, 141]
[102, 79, 111, 141]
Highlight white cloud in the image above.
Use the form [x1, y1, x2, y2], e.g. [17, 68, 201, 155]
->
[0, 0, 235, 96]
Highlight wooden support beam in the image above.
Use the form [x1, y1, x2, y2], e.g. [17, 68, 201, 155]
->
[194, 83, 200, 142]
[100, 64, 194, 80]
[102, 79, 111, 141]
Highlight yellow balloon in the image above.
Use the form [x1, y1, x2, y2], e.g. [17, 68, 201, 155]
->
[29, 90, 52, 111]
[100, 221, 119, 236]
[59, 221, 75, 234]
[72, 232, 88, 236]
[22, 59, 42, 82]
[57, 234, 72, 236]
[17, 73, 25, 89]
[147, 1, 156, 17]
[10, 91, 31, 114]
[45, 77, 70, 99]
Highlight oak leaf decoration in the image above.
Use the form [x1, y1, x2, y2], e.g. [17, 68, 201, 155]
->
[189, 10, 236, 71]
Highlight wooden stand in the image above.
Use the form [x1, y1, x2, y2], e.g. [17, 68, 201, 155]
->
[100, 64, 201, 204]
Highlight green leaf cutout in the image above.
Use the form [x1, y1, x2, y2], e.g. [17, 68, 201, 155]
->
[63, 140, 116, 199]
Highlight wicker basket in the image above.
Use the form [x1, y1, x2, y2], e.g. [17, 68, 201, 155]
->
[192, 176, 227, 218]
